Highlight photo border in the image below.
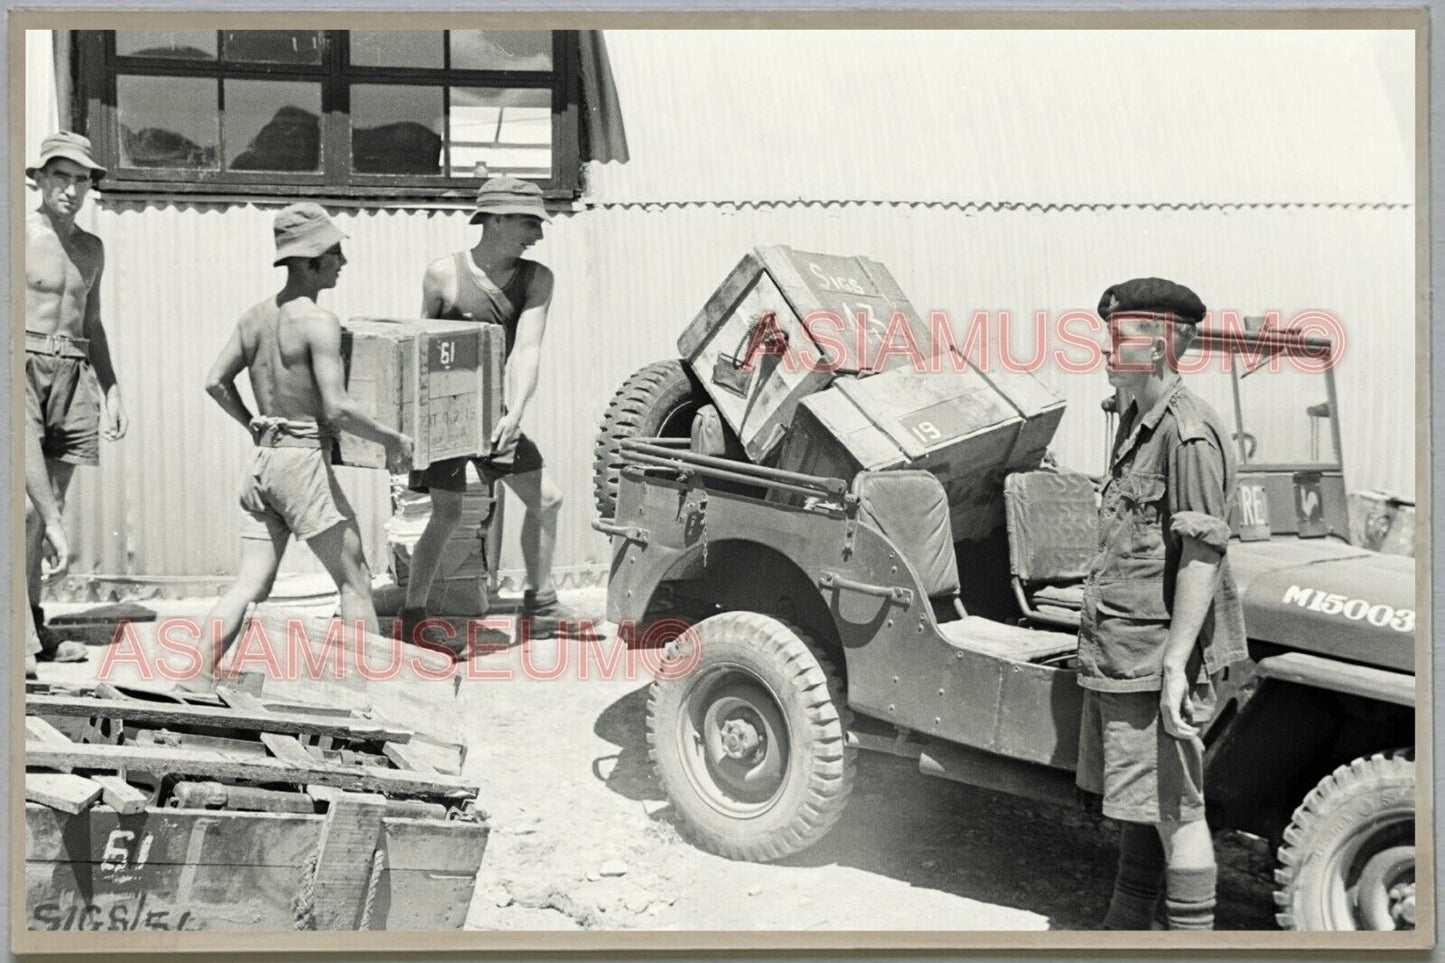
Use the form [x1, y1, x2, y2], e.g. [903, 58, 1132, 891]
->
[4, 4, 1434, 956]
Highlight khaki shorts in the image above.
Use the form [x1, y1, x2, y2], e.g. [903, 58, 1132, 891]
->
[1075, 678, 1217, 823]
[239, 447, 354, 542]
[26, 353, 100, 466]
[408, 433, 545, 494]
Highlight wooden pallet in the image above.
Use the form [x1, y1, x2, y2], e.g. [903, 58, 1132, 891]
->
[24, 679, 488, 932]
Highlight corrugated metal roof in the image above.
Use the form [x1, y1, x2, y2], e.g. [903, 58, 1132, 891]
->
[588, 29, 1414, 205]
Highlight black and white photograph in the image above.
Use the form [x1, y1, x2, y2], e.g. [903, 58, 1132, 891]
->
[9, 9, 1430, 953]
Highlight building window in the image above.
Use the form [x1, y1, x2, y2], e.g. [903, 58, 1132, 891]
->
[73, 30, 581, 199]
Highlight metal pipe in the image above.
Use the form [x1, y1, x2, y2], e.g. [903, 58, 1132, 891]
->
[624, 453, 849, 503]
[621, 439, 847, 494]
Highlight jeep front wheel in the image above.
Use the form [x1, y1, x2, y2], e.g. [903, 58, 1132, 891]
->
[1274, 750, 1415, 930]
[645, 613, 855, 862]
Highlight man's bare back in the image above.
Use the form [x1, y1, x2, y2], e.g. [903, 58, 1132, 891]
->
[25, 210, 102, 338]
[237, 295, 334, 423]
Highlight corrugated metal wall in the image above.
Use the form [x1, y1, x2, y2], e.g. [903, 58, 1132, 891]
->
[27, 28, 1416, 580]
[55, 200, 1414, 578]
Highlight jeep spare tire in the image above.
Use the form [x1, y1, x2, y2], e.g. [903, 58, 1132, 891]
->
[646, 612, 856, 862]
[1274, 750, 1415, 930]
[593, 360, 707, 519]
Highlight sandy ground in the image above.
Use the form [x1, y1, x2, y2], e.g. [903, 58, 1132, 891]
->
[32, 585, 1278, 933]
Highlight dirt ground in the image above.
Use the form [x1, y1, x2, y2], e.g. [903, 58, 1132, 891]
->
[34, 585, 1279, 933]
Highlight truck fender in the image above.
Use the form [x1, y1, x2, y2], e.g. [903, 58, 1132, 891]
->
[1252, 652, 1414, 708]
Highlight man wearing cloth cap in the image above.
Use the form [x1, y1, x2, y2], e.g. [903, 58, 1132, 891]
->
[1077, 278, 1247, 930]
[183, 204, 413, 690]
[24, 132, 125, 673]
[400, 176, 581, 642]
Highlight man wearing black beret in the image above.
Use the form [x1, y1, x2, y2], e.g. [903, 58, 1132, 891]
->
[1076, 277, 1248, 930]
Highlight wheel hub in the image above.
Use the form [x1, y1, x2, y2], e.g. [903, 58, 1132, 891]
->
[679, 672, 791, 812]
[719, 717, 763, 759]
[1354, 843, 1415, 930]
[1388, 882, 1415, 928]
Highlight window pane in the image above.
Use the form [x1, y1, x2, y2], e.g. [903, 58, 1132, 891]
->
[449, 87, 552, 178]
[117, 75, 218, 169]
[349, 31, 444, 68]
[223, 30, 323, 65]
[450, 31, 552, 71]
[352, 84, 443, 174]
[224, 80, 322, 172]
[115, 30, 217, 61]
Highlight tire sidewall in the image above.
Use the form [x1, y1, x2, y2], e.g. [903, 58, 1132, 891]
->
[648, 616, 844, 856]
[1281, 757, 1414, 930]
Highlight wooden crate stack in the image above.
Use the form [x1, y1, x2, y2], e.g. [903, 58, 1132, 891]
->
[23, 678, 488, 932]
[386, 471, 494, 616]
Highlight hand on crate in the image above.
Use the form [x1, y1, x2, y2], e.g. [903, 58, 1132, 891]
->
[387, 432, 415, 474]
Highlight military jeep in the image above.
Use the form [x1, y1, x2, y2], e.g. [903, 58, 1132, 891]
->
[592, 326, 1416, 931]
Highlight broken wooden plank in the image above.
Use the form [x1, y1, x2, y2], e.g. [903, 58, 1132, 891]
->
[97, 678, 225, 706]
[26, 716, 73, 747]
[24, 742, 479, 799]
[26, 774, 102, 814]
[381, 740, 438, 774]
[27, 695, 412, 744]
[301, 791, 386, 930]
[215, 686, 320, 768]
[132, 729, 271, 758]
[88, 775, 148, 815]
[25, 718, 75, 773]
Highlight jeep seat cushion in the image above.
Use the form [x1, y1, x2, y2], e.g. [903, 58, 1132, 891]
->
[938, 616, 1078, 663]
[1032, 582, 1085, 610]
[853, 470, 960, 600]
[1004, 470, 1099, 584]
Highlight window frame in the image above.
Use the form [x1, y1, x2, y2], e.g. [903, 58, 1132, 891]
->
[73, 30, 582, 201]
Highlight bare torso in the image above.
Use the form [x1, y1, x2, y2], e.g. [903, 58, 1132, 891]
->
[25, 211, 102, 338]
[237, 296, 328, 422]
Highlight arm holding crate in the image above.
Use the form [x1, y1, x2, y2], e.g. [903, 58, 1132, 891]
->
[493, 264, 554, 452]
[306, 311, 414, 473]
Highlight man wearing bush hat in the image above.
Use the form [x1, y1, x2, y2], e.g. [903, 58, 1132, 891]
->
[185, 203, 413, 690]
[401, 175, 584, 647]
[1076, 277, 1247, 930]
[24, 131, 123, 674]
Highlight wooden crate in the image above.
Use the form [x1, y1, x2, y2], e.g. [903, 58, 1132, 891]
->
[24, 681, 487, 932]
[774, 365, 1066, 542]
[678, 246, 933, 462]
[337, 318, 505, 471]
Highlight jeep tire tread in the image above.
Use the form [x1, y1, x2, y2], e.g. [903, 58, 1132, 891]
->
[1274, 749, 1415, 930]
[593, 360, 706, 520]
[646, 612, 855, 862]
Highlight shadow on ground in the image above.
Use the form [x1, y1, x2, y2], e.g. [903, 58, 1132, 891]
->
[591, 683, 666, 803]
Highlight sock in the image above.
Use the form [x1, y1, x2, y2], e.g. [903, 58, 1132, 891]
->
[523, 589, 558, 609]
[1165, 865, 1217, 930]
[1103, 822, 1166, 929]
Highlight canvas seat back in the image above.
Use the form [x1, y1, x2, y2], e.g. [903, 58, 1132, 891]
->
[1003, 470, 1098, 587]
[852, 470, 960, 601]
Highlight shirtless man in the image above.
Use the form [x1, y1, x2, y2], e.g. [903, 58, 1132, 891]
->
[24, 132, 125, 669]
[186, 204, 412, 689]
[399, 176, 580, 646]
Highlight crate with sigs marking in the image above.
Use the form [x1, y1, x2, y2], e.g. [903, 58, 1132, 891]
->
[336, 318, 505, 471]
[678, 245, 934, 463]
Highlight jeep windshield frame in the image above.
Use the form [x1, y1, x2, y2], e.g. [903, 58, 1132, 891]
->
[1182, 329, 1344, 475]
